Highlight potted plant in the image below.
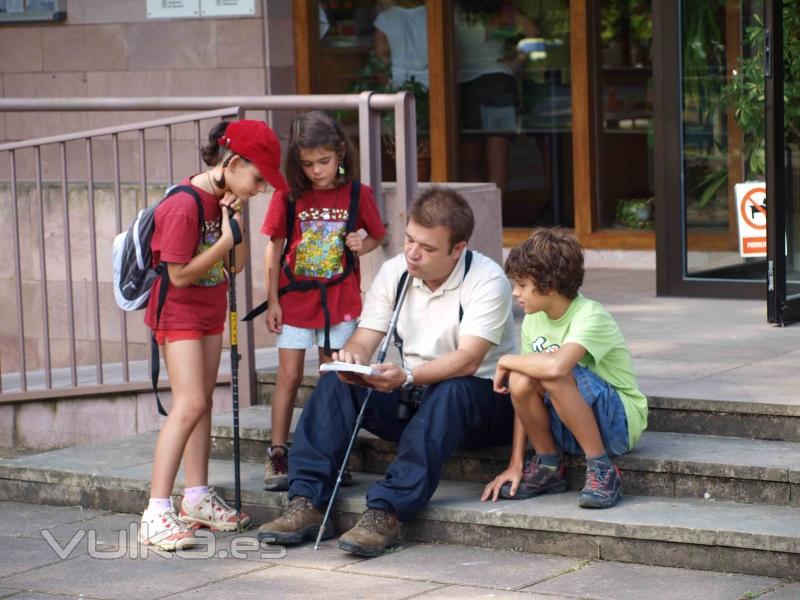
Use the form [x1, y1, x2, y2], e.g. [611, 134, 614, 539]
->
[697, 7, 800, 205]
[615, 196, 654, 230]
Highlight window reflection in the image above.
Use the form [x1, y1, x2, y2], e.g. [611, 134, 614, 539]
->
[454, 0, 573, 227]
[597, 0, 654, 231]
[681, 0, 767, 279]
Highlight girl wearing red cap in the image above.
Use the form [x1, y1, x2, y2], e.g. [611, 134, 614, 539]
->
[260, 110, 386, 491]
[139, 120, 288, 550]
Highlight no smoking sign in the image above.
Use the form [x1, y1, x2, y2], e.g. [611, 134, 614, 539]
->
[735, 182, 767, 257]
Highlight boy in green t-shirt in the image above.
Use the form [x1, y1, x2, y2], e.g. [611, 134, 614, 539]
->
[482, 229, 647, 509]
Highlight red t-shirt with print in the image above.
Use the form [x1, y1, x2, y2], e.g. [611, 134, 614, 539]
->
[260, 182, 386, 329]
[144, 179, 228, 331]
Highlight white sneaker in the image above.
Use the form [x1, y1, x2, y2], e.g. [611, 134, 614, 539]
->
[139, 506, 198, 551]
[180, 488, 251, 532]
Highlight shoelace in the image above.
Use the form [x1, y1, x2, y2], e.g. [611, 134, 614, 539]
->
[585, 465, 615, 492]
[208, 489, 234, 513]
[157, 510, 188, 533]
[360, 509, 391, 533]
[284, 496, 310, 518]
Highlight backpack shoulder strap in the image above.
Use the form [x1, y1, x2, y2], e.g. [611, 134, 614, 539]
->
[163, 184, 206, 237]
[150, 184, 206, 417]
[346, 180, 361, 233]
[281, 193, 296, 266]
[459, 250, 473, 322]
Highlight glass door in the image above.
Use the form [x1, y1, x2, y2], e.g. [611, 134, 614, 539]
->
[655, 0, 766, 298]
[766, 0, 800, 324]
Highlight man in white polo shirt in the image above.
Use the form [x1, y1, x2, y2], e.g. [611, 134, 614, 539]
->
[258, 186, 515, 557]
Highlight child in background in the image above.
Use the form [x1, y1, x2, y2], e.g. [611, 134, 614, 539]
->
[482, 228, 647, 508]
[261, 110, 386, 491]
[139, 120, 289, 550]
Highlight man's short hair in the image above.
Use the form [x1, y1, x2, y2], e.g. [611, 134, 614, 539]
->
[505, 228, 584, 299]
[409, 186, 474, 250]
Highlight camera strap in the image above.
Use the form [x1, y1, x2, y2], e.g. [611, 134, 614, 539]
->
[393, 249, 473, 367]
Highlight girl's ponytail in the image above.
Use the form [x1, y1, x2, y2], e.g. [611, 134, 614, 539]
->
[201, 121, 230, 167]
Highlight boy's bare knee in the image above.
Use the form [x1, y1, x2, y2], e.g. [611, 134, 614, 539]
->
[508, 372, 542, 399]
[540, 373, 576, 400]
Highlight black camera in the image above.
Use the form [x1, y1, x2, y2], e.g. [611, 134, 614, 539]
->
[397, 385, 425, 420]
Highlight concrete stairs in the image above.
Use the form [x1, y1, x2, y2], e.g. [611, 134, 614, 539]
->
[1, 376, 799, 579]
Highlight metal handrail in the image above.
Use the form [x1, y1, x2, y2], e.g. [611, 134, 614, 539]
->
[0, 93, 418, 405]
[0, 94, 404, 112]
[0, 107, 245, 151]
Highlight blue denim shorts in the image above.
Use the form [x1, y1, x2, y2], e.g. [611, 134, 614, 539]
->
[544, 365, 629, 456]
[276, 320, 357, 350]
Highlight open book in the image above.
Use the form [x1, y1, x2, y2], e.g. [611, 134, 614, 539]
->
[319, 361, 379, 377]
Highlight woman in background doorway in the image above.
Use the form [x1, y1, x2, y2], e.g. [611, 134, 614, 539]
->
[455, 0, 537, 197]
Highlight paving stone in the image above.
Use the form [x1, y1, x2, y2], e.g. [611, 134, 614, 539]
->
[412, 586, 560, 599]
[341, 543, 583, 590]
[0, 594, 85, 600]
[0, 536, 83, 578]
[523, 561, 780, 599]
[760, 583, 800, 599]
[257, 537, 367, 570]
[167, 564, 438, 600]
[0, 502, 103, 537]
[0, 553, 266, 600]
[19, 512, 142, 551]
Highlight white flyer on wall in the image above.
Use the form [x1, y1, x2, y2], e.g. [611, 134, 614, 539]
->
[200, 0, 255, 17]
[147, 0, 199, 19]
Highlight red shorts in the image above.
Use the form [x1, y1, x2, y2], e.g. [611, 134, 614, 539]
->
[154, 326, 225, 346]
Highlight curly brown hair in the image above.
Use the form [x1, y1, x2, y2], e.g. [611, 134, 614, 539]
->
[504, 228, 584, 298]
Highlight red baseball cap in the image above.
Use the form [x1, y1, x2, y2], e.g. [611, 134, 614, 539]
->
[218, 120, 288, 192]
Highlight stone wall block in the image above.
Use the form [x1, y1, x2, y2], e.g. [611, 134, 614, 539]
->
[265, 0, 292, 19]
[268, 66, 296, 95]
[217, 18, 265, 68]
[43, 25, 128, 72]
[87, 69, 172, 98]
[127, 21, 216, 71]
[0, 405, 15, 448]
[15, 396, 137, 450]
[266, 17, 294, 68]
[171, 67, 265, 97]
[0, 26, 44, 73]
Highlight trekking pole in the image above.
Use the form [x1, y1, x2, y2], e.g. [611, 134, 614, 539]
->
[227, 208, 244, 532]
[314, 272, 412, 550]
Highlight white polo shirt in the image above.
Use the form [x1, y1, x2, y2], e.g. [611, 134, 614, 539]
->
[358, 251, 514, 380]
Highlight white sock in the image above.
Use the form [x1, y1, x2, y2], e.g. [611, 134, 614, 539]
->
[147, 498, 172, 514]
[184, 485, 209, 505]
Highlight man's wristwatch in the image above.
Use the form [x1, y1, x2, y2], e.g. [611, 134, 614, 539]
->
[402, 366, 414, 389]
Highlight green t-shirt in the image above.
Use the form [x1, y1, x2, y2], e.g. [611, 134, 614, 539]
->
[520, 293, 647, 449]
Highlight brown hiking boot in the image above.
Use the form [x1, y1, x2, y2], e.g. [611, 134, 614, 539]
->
[337, 508, 400, 557]
[256, 496, 333, 545]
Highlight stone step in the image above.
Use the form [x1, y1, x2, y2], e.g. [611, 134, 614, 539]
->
[0, 434, 798, 580]
[210, 405, 800, 507]
[254, 373, 800, 442]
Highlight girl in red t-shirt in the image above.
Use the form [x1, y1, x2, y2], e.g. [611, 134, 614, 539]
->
[140, 120, 289, 551]
[260, 110, 386, 490]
